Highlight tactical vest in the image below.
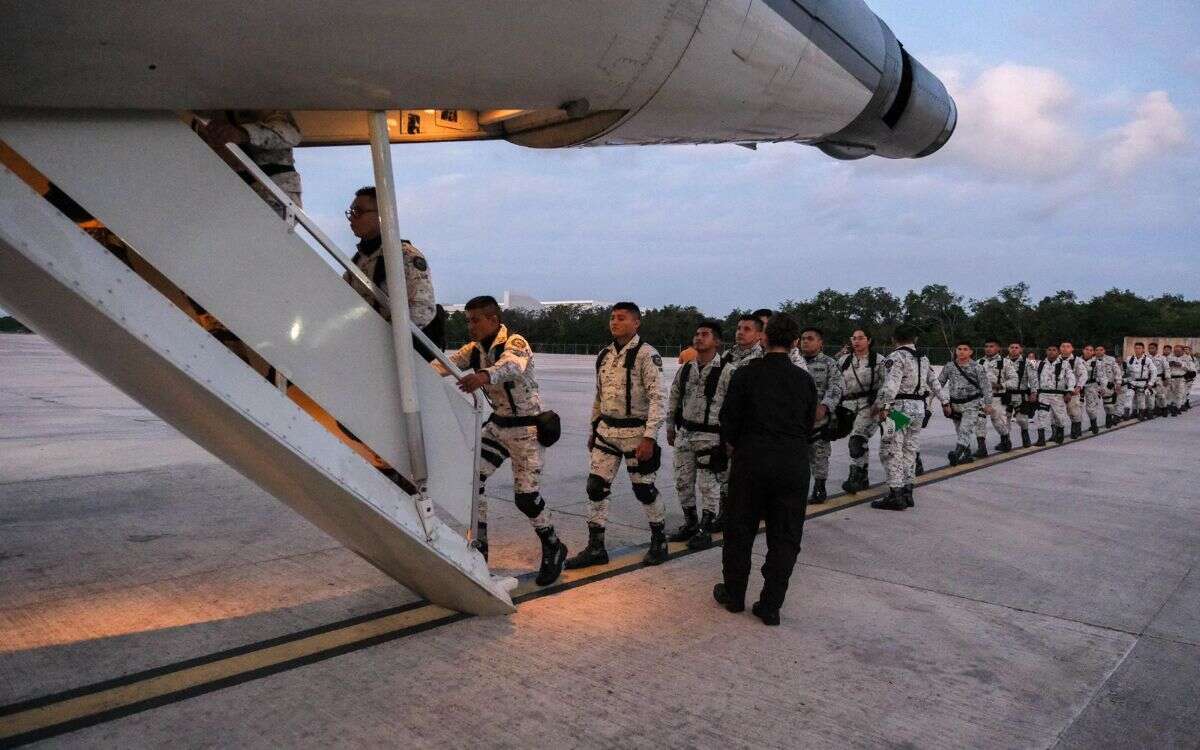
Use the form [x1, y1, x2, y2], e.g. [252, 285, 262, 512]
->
[596, 340, 645, 418]
[674, 356, 726, 431]
[841, 351, 879, 403]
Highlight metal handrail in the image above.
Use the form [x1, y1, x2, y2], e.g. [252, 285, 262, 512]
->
[224, 140, 483, 539]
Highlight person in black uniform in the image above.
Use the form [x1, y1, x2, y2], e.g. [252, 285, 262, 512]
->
[713, 313, 817, 626]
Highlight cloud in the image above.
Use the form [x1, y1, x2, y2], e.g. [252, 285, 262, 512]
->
[1100, 91, 1188, 176]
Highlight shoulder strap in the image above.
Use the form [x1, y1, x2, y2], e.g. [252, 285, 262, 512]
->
[954, 361, 982, 394]
[674, 362, 692, 427]
[624, 340, 645, 416]
[702, 359, 724, 423]
[595, 349, 609, 371]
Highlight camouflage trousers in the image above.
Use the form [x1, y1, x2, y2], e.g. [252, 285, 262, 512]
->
[674, 433, 724, 515]
[587, 432, 664, 528]
[948, 402, 981, 447]
[1082, 385, 1105, 427]
[809, 414, 832, 480]
[845, 399, 879, 469]
[1037, 394, 1069, 430]
[1154, 382, 1168, 410]
[1123, 386, 1153, 413]
[1170, 377, 1188, 407]
[1103, 388, 1120, 416]
[479, 422, 551, 529]
[975, 394, 1009, 438]
[880, 403, 924, 488]
[1065, 390, 1084, 423]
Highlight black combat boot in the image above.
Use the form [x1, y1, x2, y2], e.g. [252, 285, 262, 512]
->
[810, 479, 827, 504]
[842, 466, 868, 494]
[470, 523, 489, 561]
[643, 522, 669, 565]
[902, 484, 914, 508]
[870, 487, 907, 511]
[687, 510, 716, 550]
[1021, 429, 1031, 448]
[710, 504, 726, 534]
[915, 453, 925, 476]
[1052, 425, 1065, 444]
[565, 523, 608, 569]
[668, 506, 699, 542]
[751, 601, 781, 626]
[947, 446, 960, 466]
[1170, 405, 1180, 417]
[1090, 422, 1099, 435]
[1070, 421, 1082, 439]
[534, 526, 568, 586]
[713, 583, 745, 613]
[974, 437, 988, 459]
[996, 434, 1013, 453]
[1034, 429, 1046, 447]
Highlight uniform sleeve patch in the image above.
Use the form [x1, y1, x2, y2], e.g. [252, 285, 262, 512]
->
[411, 256, 428, 272]
[651, 355, 663, 368]
[885, 359, 894, 370]
[508, 336, 529, 350]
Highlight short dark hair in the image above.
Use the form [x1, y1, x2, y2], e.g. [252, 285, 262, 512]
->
[893, 324, 917, 344]
[737, 314, 764, 331]
[1060, 340, 1073, 347]
[955, 340, 973, 349]
[355, 186, 376, 199]
[611, 301, 641, 319]
[1134, 341, 1145, 347]
[464, 295, 502, 318]
[765, 313, 800, 349]
[852, 328, 873, 342]
[751, 308, 774, 320]
[801, 326, 824, 340]
[985, 338, 1000, 346]
[696, 319, 723, 340]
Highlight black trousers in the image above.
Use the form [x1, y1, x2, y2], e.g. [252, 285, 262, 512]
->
[721, 444, 810, 611]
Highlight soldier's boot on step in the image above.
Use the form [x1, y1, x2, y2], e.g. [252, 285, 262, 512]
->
[842, 465, 869, 494]
[996, 434, 1013, 453]
[1021, 429, 1032, 448]
[915, 453, 925, 476]
[668, 506, 699, 543]
[710, 504, 726, 534]
[1090, 421, 1100, 436]
[470, 523, 489, 562]
[1070, 421, 1082, 440]
[810, 479, 827, 504]
[903, 484, 915, 508]
[534, 526, 568, 586]
[564, 523, 608, 570]
[1052, 425, 1066, 444]
[643, 522, 669, 566]
[1034, 429, 1047, 447]
[974, 437, 988, 459]
[687, 510, 716, 551]
[870, 487, 908, 511]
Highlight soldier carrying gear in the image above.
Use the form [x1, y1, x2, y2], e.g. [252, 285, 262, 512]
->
[1124, 342, 1157, 421]
[1080, 345, 1109, 434]
[1059, 342, 1090, 439]
[1095, 345, 1123, 427]
[667, 320, 733, 551]
[1147, 343, 1170, 418]
[1033, 344, 1076, 444]
[977, 339, 1019, 455]
[838, 328, 886, 494]
[1005, 343, 1037, 447]
[798, 327, 845, 504]
[938, 341, 992, 465]
[566, 302, 668, 570]
[871, 325, 942, 511]
[194, 110, 302, 216]
[443, 296, 568, 586]
[1163, 344, 1187, 416]
[1181, 346, 1197, 412]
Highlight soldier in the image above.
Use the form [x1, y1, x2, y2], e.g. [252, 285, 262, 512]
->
[345, 187, 441, 348]
[753, 308, 807, 371]
[838, 328, 886, 493]
[1080, 345, 1108, 434]
[566, 302, 668, 569]
[195, 110, 303, 215]
[1124, 342, 1157, 420]
[1095, 345, 1122, 426]
[938, 342, 991, 465]
[1005, 343, 1037, 447]
[1163, 344, 1187, 416]
[798, 327, 845, 503]
[1059, 342, 1090, 438]
[977, 339, 1018, 455]
[727, 315, 765, 365]
[1148, 342, 1169, 418]
[871, 325, 939, 511]
[444, 296, 567, 585]
[667, 320, 732, 551]
[1034, 344, 1075, 444]
[1182, 345, 1197, 412]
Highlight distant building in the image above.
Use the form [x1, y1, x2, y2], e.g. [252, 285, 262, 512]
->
[444, 290, 609, 313]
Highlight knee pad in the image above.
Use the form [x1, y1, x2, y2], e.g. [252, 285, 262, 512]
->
[631, 483, 659, 505]
[586, 474, 611, 503]
[514, 491, 545, 519]
[848, 435, 868, 459]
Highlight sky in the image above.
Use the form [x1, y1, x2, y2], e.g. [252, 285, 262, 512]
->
[293, 0, 1200, 316]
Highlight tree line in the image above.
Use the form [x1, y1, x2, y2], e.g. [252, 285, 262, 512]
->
[446, 284, 1200, 361]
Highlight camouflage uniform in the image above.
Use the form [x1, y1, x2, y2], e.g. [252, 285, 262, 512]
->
[726, 342, 763, 366]
[1035, 357, 1076, 433]
[1080, 356, 1108, 429]
[876, 346, 934, 490]
[938, 359, 989, 450]
[977, 354, 1018, 441]
[1006, 355, 1037, 435]
[668, 353, 731, 516]
[788, 347, 809, 371]
[800, 352, 845, 483]
[1166, 353, 1188, 412]
[1101, 354, 1123, 421]
[196, 110, 302, 215]
[838, 351, 886, 470]
[586, 335, 666, 528]
[1123, 355, 1156, 415]
[447, 325, 550, 531]
[1151, 351, 1170, 414]
[1062, 355, 1089, 431]
[346, 235, 436, 328]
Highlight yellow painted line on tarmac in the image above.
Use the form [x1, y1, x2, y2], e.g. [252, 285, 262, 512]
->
[0, 417, 1143, 747]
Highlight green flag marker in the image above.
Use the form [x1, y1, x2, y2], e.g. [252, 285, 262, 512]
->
[888, 409, 912, 430]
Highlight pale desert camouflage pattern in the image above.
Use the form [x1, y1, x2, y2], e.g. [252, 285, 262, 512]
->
[976, 354, 1018, 439]
[801, 351, 844, 480]
[1035, 358, 1076, 430]
[478, 422, 550, 529]
[591, 335, 665, 440]
[1122, 355, 1157, 413]
[839, 351, 887, 469]
[349, 239, 436, 328]
[587, 433, 664, 526]
[447, 325, 542, 416]
[939, 359, 989, 446]
[876, 346, 929, 489]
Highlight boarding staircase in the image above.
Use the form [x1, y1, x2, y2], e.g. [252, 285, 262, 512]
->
[0, 110, 515, 615]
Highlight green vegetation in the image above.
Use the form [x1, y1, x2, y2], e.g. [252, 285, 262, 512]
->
[446, 285, 1200, 361]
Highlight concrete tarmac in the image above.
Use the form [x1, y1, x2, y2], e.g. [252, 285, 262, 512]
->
[2, 335, 1198, 748]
